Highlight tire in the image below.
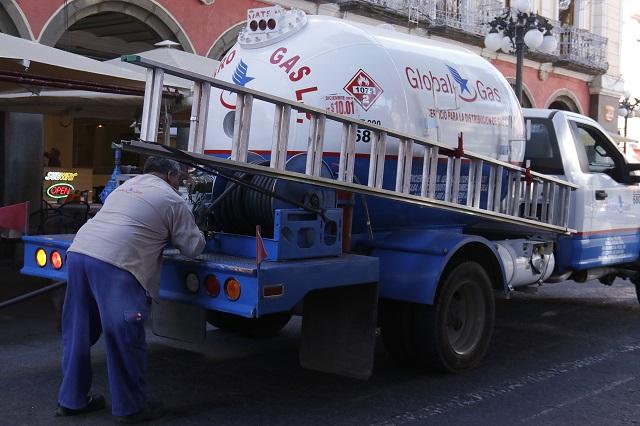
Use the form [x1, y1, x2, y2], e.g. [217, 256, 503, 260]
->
[417, 261, 495, 372]
[635, 282, 640, 305]
[381, 261, 495, 373]
[206, 310, 292, 337]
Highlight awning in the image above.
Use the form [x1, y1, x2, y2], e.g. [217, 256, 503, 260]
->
[0, 32, 147, 95]
[0, 33, 220, 119]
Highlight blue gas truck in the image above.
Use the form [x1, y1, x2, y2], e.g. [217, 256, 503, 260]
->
[20, 7, 640, 379]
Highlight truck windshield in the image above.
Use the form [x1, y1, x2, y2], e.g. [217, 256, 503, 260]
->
[524, 118, 564, 175]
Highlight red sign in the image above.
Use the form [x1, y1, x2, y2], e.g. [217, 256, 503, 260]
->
[46, 183, 74, 199]
[343, 69, 383, 111]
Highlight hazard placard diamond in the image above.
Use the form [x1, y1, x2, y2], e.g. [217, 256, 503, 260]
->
[343, 69, 383, 111]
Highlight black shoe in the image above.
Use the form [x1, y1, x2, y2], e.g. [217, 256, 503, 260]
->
[118, 401, 165, 424]
[55, 394, 106, 416]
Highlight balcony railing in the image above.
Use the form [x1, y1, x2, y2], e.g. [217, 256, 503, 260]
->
[331, 0, 608, 74]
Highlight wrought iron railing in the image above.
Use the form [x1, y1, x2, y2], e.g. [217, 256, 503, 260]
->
[331, 0, 608, 73]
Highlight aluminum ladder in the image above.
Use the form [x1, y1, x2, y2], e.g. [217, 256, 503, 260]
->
[122, 55, 578, 234]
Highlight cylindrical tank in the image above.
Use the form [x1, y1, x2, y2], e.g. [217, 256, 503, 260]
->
[204, 7, 525, 233]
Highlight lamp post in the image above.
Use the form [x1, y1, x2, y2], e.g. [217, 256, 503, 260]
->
[483, 0, 557, 106]
[619, 91, 640, 138]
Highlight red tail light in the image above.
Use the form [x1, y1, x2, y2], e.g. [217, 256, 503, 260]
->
[51, 251, 63, 270]
[205, 275, 220, 297]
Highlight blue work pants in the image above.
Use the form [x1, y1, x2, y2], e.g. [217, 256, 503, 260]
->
[58, 252, 149, 416]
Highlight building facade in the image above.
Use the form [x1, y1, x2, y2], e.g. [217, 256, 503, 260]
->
[0, 0, 627, 211]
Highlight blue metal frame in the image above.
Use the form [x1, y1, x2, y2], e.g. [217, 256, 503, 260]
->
[159, 252, 378, 318]
[21, 234, 73, 281]
[555, 230, 640, 272]
[365, 228, 505, 304]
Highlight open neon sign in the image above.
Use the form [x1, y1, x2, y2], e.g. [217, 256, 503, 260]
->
[46, 183, 74, 199]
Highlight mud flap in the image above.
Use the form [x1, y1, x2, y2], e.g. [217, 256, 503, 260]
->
[151, 299, 206, 344]
[299, 283, 378, 380]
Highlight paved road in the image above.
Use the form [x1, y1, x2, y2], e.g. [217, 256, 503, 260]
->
[1, 269, 639, 425]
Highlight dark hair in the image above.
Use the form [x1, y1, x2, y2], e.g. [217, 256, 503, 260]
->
[143, 156, 181, 175]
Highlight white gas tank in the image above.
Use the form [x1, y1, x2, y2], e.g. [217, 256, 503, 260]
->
[205, 6, 524, 164]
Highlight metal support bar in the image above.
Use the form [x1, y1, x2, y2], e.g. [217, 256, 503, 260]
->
[0, 281, 65, 309]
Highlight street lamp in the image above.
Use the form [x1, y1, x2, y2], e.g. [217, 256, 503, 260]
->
[484, 0, 557, 106]
[619, 91, 640, 138]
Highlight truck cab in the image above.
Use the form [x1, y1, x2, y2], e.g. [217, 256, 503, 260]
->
[523, 109, 640, 276]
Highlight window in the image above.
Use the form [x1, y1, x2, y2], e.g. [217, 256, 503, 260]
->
[559, 0, 574, 26]
[569, 121, 626, 183]
[524, 118, 564, 175]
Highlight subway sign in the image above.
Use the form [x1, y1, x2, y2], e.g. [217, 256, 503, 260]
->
[46, 183, 74, 199]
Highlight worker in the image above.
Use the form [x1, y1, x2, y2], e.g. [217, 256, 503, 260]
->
[55, 156, 206, 423]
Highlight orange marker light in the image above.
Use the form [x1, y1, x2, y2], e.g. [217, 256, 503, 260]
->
[224, 278, 241, 301]
[35, 248, 47, 267]
[50, 251, 63, 270]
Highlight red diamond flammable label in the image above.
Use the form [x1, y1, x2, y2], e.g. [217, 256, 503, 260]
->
[343, 69, 383, 111]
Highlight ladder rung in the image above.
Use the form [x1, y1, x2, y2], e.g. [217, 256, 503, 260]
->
[492, 166, 503, 213]
[270, 104, 291, 170]
[511, 174, 522, 216]
[523, 179, 533, 218]
[368, 131, 386, 189]
[187, 82, 201, 152]
[541, 181, 551, 222]
[444, 157, 453, 202]
[140, 68, 164, 142]
[471, 159, 483, 208]
[547, 183, 557, 224]
[530, 181, 542, 219]
[338, 123, 357, 182]
[427, 147, 439, 198]
[450, 157, 462, 204]
[395, 138, 414, 194]
[231, 94, 254, 162]
[305, 113, 326, 177]
[486, 165, 496, 211]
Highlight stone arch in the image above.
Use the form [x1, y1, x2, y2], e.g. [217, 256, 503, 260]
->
[0, 0, 32, 39]
[39, 0, 194, 53]
[504, 77, 535, 108]
[545, 89, 583, 114]
[207, 21, 245, 60]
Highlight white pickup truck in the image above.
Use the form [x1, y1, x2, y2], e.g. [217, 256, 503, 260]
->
[523, 108, 640, 296]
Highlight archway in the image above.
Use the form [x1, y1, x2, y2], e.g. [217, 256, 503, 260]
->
[39, 0, 193, 58]
[545, 90, 582, 114]
[0, 1, 31, 38]
[548, 98, 578, 112]
[505, 78, 534, 108]
[207, 22, 245, 60]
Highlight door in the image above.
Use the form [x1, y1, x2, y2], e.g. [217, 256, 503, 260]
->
[566, 118, 640, 267]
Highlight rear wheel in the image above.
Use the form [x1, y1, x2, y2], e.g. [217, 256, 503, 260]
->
[206, 310, 292, 337]
[381, 261, 494, 372]
[635, 282, 640, 304]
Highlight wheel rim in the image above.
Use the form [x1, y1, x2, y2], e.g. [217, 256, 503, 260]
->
[445, 280, 486, 356]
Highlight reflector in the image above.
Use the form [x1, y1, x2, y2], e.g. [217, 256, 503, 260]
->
[205, 275, 220, 297]
[35, 248, 47, 267]
[51, 251, 63, 270]
[185, 273, 199, 293]
[224, 278, 241, 301]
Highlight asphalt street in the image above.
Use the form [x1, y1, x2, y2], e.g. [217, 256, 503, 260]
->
[1, 266, 640, 426]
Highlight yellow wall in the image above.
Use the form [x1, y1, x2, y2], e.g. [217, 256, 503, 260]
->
[43, 115, 74, 168]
